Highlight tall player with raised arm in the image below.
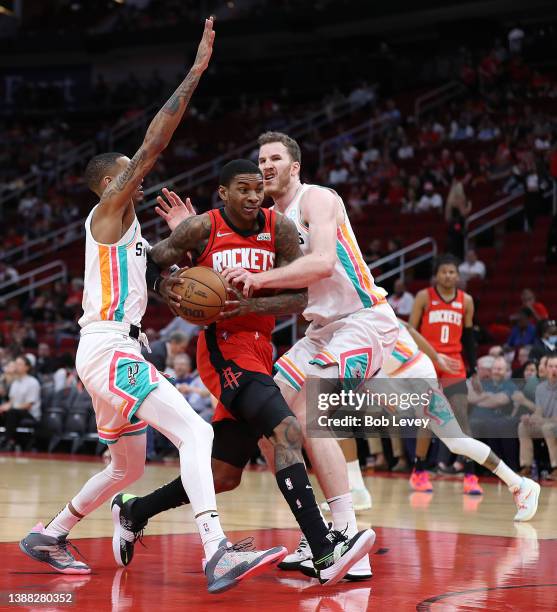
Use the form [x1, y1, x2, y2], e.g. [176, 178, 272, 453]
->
[223, 132, 400, 578]
[19, 20, 287, 594]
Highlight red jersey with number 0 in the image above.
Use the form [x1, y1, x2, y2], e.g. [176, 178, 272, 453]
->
[419, 287, 465, 354]
[195, 207, 277, 337]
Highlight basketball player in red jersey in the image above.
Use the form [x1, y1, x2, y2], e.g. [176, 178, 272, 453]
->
[112, 159, 376, 586]
[409, 254, 481, 495]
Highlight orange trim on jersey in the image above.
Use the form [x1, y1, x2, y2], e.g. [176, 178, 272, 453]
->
[338, 224, 386, 302]
[391, 351, 424, 375]
[98, 245, 112, 320]
[279, 355, 306, 384]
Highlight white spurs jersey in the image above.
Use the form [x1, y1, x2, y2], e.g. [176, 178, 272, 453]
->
[79, 205, 148, 328]
[280, 183, 387, 325]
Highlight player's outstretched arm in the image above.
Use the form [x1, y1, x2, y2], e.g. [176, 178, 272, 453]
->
[220, 215, 308, 318]
[223, 190, 337, 295]
[99, 18, 215, 214]
[150, 214, 212, 267]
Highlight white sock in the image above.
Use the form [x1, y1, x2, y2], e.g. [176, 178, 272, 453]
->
[493, 460, 522, 489]
[44, 505, 82, 538]
[347, 459, 366, 491]
[327, 493, 358, 538]
[195, 512, 226, 560]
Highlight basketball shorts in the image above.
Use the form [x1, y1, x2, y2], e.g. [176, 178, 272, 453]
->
[275, 302, 399, 392]
[433, 352, 468, 397]
[197, 326, 291, 433]
[76, 330, 158, 444]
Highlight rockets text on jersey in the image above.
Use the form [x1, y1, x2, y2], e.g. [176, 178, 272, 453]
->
[195, 207, 277, 337]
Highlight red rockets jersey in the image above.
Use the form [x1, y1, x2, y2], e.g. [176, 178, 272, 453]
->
[195, 207, 277, 337]
[419, 286, 465, 354]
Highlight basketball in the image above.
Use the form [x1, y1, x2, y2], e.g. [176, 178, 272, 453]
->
[173, 266, 228, 325]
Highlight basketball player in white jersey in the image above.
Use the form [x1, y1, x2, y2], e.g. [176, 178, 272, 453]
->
[286, 322, 541, 578]
[19, 19, 287, 593]
[223, 131, 400, 578]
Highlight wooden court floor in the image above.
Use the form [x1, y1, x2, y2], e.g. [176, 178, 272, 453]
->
[1, 452, 556, 611]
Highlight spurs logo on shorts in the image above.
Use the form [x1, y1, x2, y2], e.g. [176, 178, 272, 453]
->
[222, 367, 242, 389]
[127, 363, 139, 386]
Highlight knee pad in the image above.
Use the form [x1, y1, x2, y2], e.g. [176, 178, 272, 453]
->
[231, 380, 294, 438]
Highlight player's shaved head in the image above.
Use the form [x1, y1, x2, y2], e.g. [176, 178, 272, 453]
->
[219, 159, 262, 186]
[84, 152, 125, 196]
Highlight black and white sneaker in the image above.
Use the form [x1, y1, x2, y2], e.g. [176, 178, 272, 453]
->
[313, 529, 376, 586]
[299, 557, 373, 581]
[277, 533, 312, 570]
[111, 493, 147, 567]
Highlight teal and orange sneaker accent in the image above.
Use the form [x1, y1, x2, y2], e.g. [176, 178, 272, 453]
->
[111, 493, 147, 567]
[463, 474, 483, 496]
[409, 469, 433, 493]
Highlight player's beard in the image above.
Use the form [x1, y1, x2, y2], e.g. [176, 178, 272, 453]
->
[265, 168, 292, 199]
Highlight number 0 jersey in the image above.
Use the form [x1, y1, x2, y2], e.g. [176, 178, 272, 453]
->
[419, 287, 465, 354]
[79, 205, 148, 329]
[280, 183, 387, 326]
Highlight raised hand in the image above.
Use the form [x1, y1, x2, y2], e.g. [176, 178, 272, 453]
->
[155, 187, 196, 232]
[192, 16, 216, 74]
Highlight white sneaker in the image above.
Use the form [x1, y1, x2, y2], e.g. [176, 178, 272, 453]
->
[511, 477, 540, 522]
[351, 487, 372, 511]
[277, 533, 312, 570]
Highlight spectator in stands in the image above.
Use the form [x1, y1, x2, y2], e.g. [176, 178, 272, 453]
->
[521, 288, 549, 321]
[507, 309, 537, 348]
[143, 331, 189, 373]
[158, 316, 199, 343]
[512, 346, 532, 376]
[518, 354, 557, 479]
[450, 116, 475, 141]
[416, 182, 443, 212]
[530, 319, 557, 361]
[397, 137, 414, 160]
[0, 262, 19, 294]
[468, 356, 519, 469]
[488, 346, 505, 358]
[35, 343, 56, 376]
[53, 353, 77, 392]
[328, 163, 349, 186]
[458, 249, 486, 283]
[387, 279, 414, 318]
[0, 356, 40, 451]
[172, 353, 212, 422]
[512, 360, 540, 417]
[0, 360, 16, 403]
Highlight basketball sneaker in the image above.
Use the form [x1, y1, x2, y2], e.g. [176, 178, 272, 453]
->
[205, 537, 287, 594]
[510, 477, 540, 522]
[280, 531, 372, 581]
[409, 469, 433, 493]
[463, 474, 483, 496]
[313, 529, 376, 586]
[278, 533, 312, 570]
[111, 493, 147, 567]
[19, 523, 90, 574]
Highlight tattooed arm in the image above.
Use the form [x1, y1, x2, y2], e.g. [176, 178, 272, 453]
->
[220, 214, 307, 318]
[150, 213, 212, 268]
[98, 18, 215, 216]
